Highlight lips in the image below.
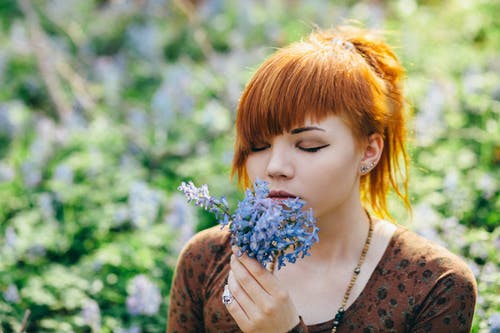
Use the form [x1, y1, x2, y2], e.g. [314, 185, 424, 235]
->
[268, 190, 299, 199]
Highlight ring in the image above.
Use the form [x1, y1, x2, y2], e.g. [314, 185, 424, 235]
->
[222, 284, 234, 305]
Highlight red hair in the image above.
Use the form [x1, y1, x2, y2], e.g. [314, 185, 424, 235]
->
[231, 26, 410, 219]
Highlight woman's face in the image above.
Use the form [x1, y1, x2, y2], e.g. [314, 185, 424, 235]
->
[245, 115, 363, 221]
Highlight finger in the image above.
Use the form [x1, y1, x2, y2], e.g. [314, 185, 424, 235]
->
[226, 271, 264, 332]
[230, 254, 275, 306]
[223, 287, 252, 332]
[231, 254, 280, 295]
[227, 270, 262, 318]
[232, 246, 276, 281]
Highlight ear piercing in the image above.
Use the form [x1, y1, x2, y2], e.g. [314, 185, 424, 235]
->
[360, 161, 376, 174]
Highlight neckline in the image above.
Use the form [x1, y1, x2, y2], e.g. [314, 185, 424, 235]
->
[304, 226, 405, 330]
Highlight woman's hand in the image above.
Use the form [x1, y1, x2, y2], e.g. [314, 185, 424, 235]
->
[225, 250, 300, 333]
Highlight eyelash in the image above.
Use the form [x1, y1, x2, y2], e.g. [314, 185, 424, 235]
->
[250, 144, 330, 153]
[300, 144, 330, 152]
[250, 145, 270, 152]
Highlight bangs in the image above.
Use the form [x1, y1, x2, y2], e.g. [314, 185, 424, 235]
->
[236, 43, 377, 152]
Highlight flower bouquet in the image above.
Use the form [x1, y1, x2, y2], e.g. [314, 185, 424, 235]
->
[178, 179, 319, 271]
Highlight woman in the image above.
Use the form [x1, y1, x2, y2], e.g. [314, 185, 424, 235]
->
[167, 26, 477, 333]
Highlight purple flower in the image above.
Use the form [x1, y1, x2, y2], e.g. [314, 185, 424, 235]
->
[26, 244, 46, 261]
[114, 326, 141, 333]
[128, 182, 163, 228]
[489, 312, 500, 333]
[178, 179, 319, 270]
[3, 284, 19, 303]
[126, 275, 162, 316]
[177, 181, 230, 224]
[0, 162, 15, 183]
[81, 299, 101, 332]
[165, 194, 196, 252]
[53, 163, 74, 184]
[5, 226, 17, 249]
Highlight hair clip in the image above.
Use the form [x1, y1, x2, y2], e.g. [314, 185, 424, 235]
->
[331, 38, 355, 51]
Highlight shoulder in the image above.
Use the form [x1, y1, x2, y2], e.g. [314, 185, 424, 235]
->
[393, 227, 470, 270]
[385, 226, 478, 331]
[390, 226, 477, 292]
[353, 224, 477, 331]
[176, 225, 232, 266]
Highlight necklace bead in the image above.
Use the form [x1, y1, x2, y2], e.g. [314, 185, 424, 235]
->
[330, 210, 373, 333]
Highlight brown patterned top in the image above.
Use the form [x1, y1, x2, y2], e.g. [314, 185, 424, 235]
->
[167, 225, 477, 333]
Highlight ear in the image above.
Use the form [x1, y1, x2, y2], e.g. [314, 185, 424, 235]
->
[359, 133, 384, 175]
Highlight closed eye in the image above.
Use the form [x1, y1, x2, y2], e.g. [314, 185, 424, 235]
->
[298, 144, 330, 152]
[250, 144, 271, 152]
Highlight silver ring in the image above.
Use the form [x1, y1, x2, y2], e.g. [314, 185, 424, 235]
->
[222, 284, 234, 305]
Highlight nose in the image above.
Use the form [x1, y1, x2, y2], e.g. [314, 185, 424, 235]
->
[266, 144, 294, 180]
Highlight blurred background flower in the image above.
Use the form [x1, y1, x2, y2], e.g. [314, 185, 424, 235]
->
[0, 0, 498, 332]
[126, 274, 162, 316]
[80, 299, 101, 332]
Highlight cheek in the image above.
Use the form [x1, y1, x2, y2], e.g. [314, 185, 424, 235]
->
[302, 153, 360, 199]
[310, 151, 359, 180]
[244, 155, 263, 182]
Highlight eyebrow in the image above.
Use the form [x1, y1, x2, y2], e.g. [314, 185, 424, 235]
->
[290, 126, 325, 134]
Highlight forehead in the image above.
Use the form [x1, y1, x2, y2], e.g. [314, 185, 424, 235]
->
[284, 115, 354, 137]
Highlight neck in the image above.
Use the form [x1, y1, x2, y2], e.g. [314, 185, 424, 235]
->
[308, 201, 370, 263]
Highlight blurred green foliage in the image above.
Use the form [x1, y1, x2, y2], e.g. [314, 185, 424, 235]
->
[0, 0, 498, 332]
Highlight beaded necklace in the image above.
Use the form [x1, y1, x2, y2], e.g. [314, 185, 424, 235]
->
[331, 212, 373, 333]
